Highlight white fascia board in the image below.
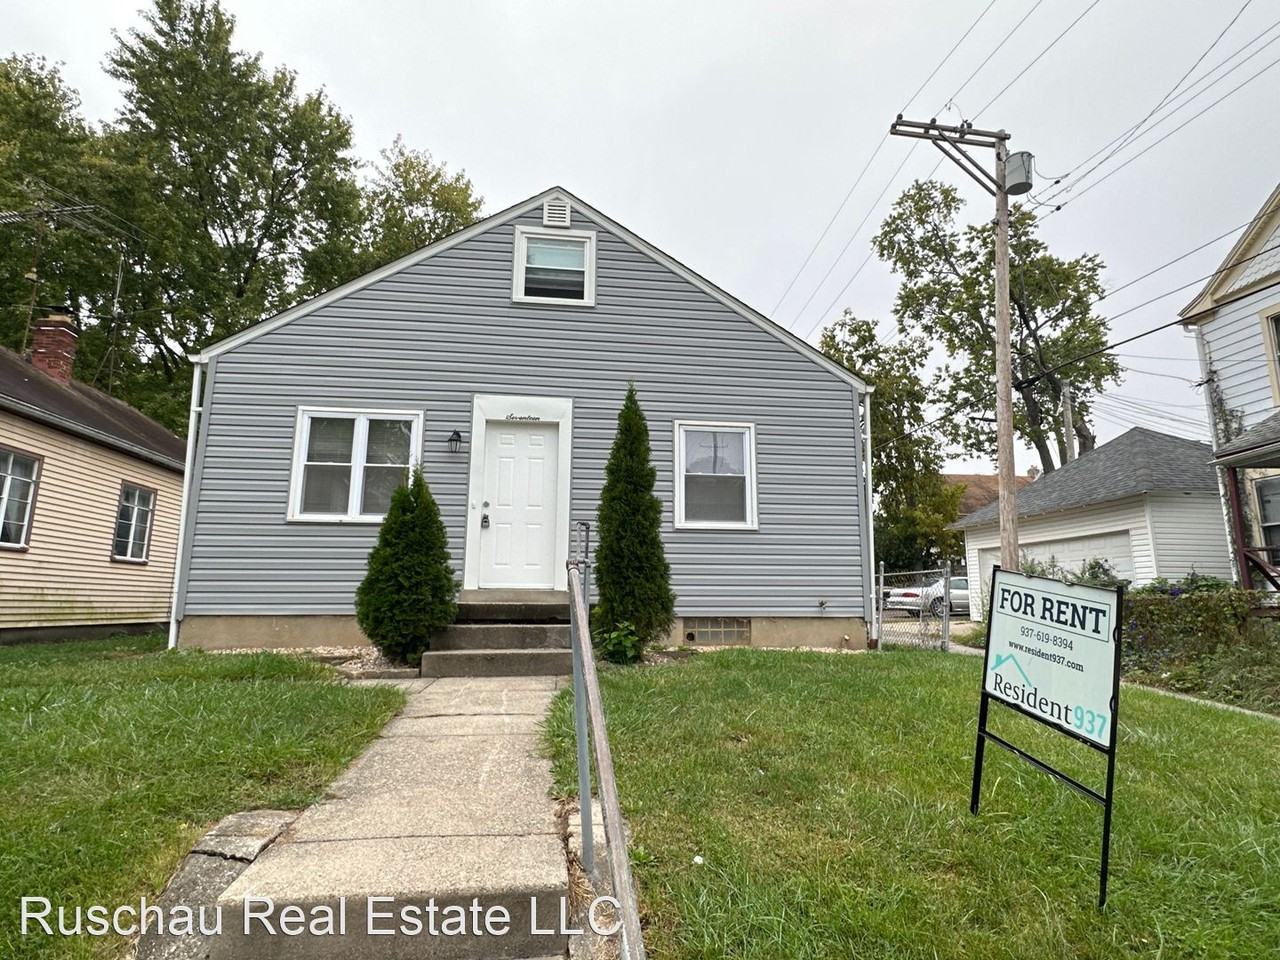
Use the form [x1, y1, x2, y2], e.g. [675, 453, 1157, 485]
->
[190, 185, 872, 393]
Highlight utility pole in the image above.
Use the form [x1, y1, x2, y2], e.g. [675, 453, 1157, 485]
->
[889, 117, 1033, 571]
[1062, 380, 1077, 463]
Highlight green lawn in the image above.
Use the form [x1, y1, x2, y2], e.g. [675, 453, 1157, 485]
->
[0, 634, 403, 960]
[545, 649, 1280, 960]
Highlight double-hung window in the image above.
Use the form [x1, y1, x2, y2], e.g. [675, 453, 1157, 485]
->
[512, 226, 596, 305]
[289, 409, 423, 521]
[113, 483, 156, 562]
[674, 422, 758, 529]
[0, 446, 40, 548]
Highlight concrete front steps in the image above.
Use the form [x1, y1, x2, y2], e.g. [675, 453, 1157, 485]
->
[422, 590, 572, 678]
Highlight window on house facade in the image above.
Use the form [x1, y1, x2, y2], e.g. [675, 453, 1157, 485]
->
[512, 226, 595, 305]
[1271, 315, 1280, 382]
[675, 422, 758, 529]
[289, 409, 422, 521]
[113, 483, 156, 562]
[1256, 476, 1280, 562]
[0, 446, 40, 548]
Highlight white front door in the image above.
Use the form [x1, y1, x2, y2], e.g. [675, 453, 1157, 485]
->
[478, 420, 560, 588]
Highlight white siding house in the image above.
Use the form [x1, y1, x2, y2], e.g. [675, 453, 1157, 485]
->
[955, 428, 1232, 618]
[1180, 182, 1280, 588]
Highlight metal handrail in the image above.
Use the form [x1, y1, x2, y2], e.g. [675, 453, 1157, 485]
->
[567, 560, 646, 959]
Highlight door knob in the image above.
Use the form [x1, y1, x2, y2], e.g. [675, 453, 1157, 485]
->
[481, 513, 490, 529]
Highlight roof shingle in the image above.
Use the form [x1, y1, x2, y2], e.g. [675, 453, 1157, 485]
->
[952, 427, 1216, 528]
[0, 347, 185, 470]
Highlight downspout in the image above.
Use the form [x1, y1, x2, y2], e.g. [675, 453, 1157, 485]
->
[168, 361, 205, 648]
[861, 388, 876, 645]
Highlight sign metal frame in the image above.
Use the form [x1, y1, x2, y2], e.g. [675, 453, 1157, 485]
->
[969, 565, 1123, 908]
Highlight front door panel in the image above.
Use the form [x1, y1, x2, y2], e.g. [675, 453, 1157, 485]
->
[479, 421, 559, 588]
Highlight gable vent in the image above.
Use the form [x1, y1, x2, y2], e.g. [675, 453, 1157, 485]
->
[542, 197, 571, 227]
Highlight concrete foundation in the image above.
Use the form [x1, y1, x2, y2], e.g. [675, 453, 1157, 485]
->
[179, 615, 372, 650]
[180, 613, 869, 653]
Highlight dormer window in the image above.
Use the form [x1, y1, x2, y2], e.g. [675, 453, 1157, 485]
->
[513, 226, 596, 306]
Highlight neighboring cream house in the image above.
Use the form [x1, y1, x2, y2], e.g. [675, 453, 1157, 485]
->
[0, 312, 185, 641]
[954, 428, 1232, 616]
[1180, 182, 1280, 588]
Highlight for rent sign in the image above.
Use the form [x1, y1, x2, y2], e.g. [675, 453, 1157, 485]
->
[971, 566, 1124, 908]
[985, 569, 1119, 747]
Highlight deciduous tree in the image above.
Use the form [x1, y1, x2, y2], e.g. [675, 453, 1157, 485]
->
[821, 313, 963, 570]
[873, 180, 1120, 473]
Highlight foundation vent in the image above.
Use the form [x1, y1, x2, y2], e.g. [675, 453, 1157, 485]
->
[542, 197, 571, 227]
[684, 617, 751, 646]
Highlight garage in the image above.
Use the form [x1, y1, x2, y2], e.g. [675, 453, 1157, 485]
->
[976, 529, 1135, 602]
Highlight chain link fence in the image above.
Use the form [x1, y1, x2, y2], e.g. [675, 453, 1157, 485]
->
[874, 563, 952, 650]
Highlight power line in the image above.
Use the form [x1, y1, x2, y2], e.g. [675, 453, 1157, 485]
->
[1039, 49, 1280, 215]
[1076, 0, 1254, 180]
[1037, 15, 1280, 201]
[786, 144, 921, 332]
[901, 0, 1003, 115]
[946, 0, 1047, 108]
[972, 0, 1105, 120]
[789, 0, 1056, 339]
[803, 156, 949, 342]
[877, 238, 1280, 451]
[770, 135, 888, 315]
[772, 0, 1003, 316]
[1096, 208, 1276, 304]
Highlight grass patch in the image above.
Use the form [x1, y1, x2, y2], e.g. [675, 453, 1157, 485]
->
[0, 633, 404, 960]
[545, 649, 1280, 959]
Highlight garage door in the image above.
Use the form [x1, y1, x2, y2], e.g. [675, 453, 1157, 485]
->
[975, 530, 1135, 611]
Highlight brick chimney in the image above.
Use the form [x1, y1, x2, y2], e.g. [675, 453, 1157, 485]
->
[31, 308, 78, 384]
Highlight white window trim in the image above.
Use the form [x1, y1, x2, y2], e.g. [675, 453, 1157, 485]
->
[111, 483, 156, 563]
[1257, 305, 1280, 406]
[0, 446, 40, 551]
[287, 406, 424, 523]
[511, 225, 596, 307]
[673, 420, 758, 531]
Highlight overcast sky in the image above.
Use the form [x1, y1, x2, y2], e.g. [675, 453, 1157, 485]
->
[10, 0, 1279, 471]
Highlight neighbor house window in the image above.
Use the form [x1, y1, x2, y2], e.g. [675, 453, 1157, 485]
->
[1256, 476, 1280, 563]
[289, 408, 423, 521]
[1272, 315, 1280, 384]
[0, 445, 40, 548]
[112, 483, 156, 562]
[512, 226, 596, 305]
[674, 422, 758, 529]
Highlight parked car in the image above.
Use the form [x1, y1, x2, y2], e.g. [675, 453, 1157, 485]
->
[882, 576, 970, 617]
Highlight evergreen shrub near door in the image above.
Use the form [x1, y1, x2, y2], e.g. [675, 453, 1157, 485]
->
[593, 383, 675, 663]
[356, 467, 459, 663]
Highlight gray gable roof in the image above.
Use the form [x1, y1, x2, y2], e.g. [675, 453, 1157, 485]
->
[953, 427, 1217, 529]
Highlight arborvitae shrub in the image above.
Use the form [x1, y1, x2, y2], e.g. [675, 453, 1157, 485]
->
[592, 383, 675, 662]
[355, 466, 458, 663]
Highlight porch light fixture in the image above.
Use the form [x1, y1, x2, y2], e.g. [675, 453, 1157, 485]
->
[448, 429, 464, 453]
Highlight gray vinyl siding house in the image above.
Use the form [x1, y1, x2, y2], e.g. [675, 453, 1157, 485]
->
[172, 187, 873, 649]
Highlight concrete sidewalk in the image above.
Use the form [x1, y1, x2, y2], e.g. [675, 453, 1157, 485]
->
[211, 676, 571, 960]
